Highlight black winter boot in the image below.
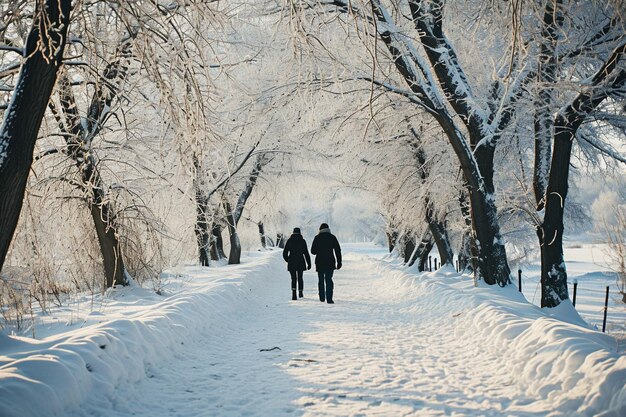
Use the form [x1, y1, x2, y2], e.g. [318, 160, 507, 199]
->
[292, 290, 297, 300]
[299, 291, 303, 298]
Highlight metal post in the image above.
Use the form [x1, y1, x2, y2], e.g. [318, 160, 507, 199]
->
[428, 256, 432, 272]
[434, 258, 438, 270]
[518, 269, 522, 292]
[572, 279, 578, 307]
[602, 286, 609, 333]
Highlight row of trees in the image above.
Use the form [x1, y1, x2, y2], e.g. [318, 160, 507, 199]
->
[0, 0, 624, 324]
[0, 0, 294, 321]
[287, 0, 625, 307]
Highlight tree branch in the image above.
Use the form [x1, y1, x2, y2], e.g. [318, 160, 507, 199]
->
[205, 140, 262, 201]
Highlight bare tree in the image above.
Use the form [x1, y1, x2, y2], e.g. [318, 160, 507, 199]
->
[409, 126, 454, 267]
[540, 43, 626, 307]
[0, 0, 72, 272]
[519, 0, 626, 307]
[46, 33, 136, 287]
[225, 152, 274, 264]
[290, 0, 518, 285]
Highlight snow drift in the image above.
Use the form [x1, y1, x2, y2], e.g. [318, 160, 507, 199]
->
[0, 246, 624, 416]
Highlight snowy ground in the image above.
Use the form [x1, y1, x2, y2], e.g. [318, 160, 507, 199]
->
[1, 244, 625, 416]
[517, 243, 626, 336]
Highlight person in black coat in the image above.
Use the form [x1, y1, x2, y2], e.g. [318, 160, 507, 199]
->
[310, 223, 342, 304]
[283, 227, 311, 300]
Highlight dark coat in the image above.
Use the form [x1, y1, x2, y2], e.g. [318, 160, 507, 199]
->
[311, 230, 342, 271]
[283, 234, 311, 271]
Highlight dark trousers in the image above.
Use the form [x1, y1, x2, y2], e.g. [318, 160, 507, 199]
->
[317, 270, 334, 302]
[290, 270, 304, 292]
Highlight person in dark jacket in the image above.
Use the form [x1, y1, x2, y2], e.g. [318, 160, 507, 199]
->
[283, 227, 311, 300]
[310, 223, 342, 304]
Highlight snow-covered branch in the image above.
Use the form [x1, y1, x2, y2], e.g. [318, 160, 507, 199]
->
[577, 131, 626, 165]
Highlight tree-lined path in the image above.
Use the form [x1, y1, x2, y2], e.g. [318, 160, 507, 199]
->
[66, 245, 537, 417]
[1, 2, 625, 416]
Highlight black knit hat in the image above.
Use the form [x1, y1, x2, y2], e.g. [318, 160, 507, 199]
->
[319, 223, 329, 230]
[293, 227, 301, 234]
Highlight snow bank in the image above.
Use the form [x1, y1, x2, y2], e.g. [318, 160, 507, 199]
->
[379, 258, 626, 417]
[1, 247, 625, 416]
[0, 252, 277, 417]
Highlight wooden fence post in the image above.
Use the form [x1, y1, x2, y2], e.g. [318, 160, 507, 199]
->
[602, 286, 609, 333]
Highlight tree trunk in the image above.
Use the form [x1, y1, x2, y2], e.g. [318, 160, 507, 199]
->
[225, 202, 241, 265]
[209, 225, 219, 261]
[458, 190, 477, 272]
[195, 206, 210, 267]
[465, 188, 510, 285]
[209, 222, 225, 261]
[258, 222, 266, 248]
[425, 200, 454, 266]
[464, 142, 510, 284]
[408, 231, 434, 271]
[277, 233, 285, 249]
[192, 156, 210, 267]
[233, 154, 268, 226]
[417, 235, 435, 272]
[51, 34, 134, 288]
[539, 120, 571, 307]
[196, 230, 211, 266]
[410, 128, 454, 269]
[0, 0, 72, 272]
[387, 229, 399, 253]
[228, 230, 242, 265]
[81, 162, 127, 287]
[223, 153, 270, 264]
[54, 75, 127, 287]
[93, 198, 125, 287]
[533, 0, 562, 211]
[458, 230, 476, 272]
[89, 194, 125, 287]
[402, 235, 416, 264]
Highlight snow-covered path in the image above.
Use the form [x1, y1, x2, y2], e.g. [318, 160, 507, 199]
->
[2, 244, 625, 417]
[66, 246, 548, 416]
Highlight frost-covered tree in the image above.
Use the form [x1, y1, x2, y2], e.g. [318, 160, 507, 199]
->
[502, 0, 626, 307]
[1, 0, 231, 296]
[285, 0, 534, 286]
[540, 45, 625, 306]
[0, 0, 71, 273]
[45, 30, 135, 287]
[288, 0, 626, 300]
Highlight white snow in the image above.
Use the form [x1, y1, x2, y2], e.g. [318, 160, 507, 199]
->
[1, 244, 625, 416]
[518, 242, 626, 336]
